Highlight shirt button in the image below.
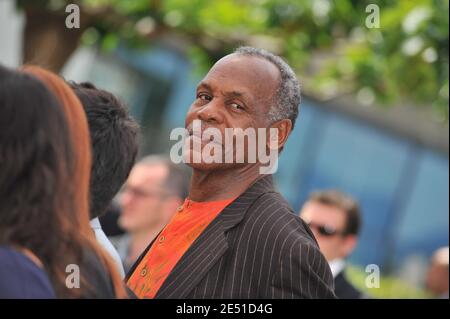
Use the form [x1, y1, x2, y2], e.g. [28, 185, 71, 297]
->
[159, 235, 165, 243]
[177, 206, 183, 212]
[140, 268, 147, 277]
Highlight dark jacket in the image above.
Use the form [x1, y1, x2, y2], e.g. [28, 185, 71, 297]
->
[127, 175, 336, 299]
[334, 272, 364, 299]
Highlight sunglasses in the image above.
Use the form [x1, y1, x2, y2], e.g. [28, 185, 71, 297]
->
[307, 222, 346, 237]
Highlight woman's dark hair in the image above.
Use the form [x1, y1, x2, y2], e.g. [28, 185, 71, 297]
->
[0, 65, 78, 295]
[21, 65, 128, 298]
[0, 64, 127, 298]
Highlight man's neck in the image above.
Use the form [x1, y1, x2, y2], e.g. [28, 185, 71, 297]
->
[188, 165, 263, 202]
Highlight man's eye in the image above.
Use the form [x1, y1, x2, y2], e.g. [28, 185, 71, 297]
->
[230, 102, 244, 111]
[197, 93, 212, 101]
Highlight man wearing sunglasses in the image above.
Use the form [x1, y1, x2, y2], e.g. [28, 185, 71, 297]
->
[300, 190, 364, 299]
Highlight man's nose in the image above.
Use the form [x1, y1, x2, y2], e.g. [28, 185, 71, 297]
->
[196, 99, 224, 124]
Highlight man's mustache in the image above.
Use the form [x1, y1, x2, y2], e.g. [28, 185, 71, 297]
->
[186, 120, 223, 145]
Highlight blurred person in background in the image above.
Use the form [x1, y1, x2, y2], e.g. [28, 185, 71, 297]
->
[425, 246, 449, 298]
[300, 190, 364, 299]
[112, 155, 189, 274]
[99, 200, 126, 237]
[22, 65, 128, 298]
[69, 81, 139, 279]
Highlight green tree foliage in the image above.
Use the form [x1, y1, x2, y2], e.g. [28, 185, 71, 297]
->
[18, 0, 449, 121]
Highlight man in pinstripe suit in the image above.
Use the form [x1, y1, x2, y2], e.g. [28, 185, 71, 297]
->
[127, 47, 336, 299]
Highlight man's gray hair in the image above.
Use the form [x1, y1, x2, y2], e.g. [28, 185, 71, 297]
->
[234, 46, 301, 129]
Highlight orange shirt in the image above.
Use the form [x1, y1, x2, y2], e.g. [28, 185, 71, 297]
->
[127, 197, 234, 299]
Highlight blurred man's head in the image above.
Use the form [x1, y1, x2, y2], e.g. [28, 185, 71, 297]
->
[70, 81, 139, 219]
[300, 190, 361, 262]
[425, 246, 449, 297]
[118, 156, 189, 234]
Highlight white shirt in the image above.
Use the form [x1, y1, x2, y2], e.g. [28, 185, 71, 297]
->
[329, 258, 346, 278]
[90, 218, 125, 279]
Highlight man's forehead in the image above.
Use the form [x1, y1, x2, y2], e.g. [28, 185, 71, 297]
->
[201, 54, 281, 98]
[130, 163, 168, 184]
[197, 80, 252, 100]
[212, 53, 280, 78]
[303, 201, 346, 221]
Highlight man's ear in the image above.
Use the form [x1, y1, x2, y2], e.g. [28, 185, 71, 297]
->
[267, 119, 292, 151]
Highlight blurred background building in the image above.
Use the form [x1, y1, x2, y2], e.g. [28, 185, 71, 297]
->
[1, 0, 448, 297]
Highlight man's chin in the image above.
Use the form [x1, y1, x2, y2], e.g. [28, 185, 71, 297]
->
[182, 147, 222, 170]
[182, 147, 258, 171]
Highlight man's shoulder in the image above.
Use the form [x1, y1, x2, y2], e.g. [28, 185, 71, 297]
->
[247, 190, 305, 228]
[247, 189, 292, 212]
[243, 191, 318, 247]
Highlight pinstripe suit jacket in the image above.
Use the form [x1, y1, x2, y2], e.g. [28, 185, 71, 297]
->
[127, 175, 336, 299]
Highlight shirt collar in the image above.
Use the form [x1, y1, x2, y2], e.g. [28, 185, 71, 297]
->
[329, 258, 346, 278]
[89, 217, 102, 230]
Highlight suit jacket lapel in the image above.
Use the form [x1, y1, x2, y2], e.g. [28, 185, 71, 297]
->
[155, 175, 275, 299]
